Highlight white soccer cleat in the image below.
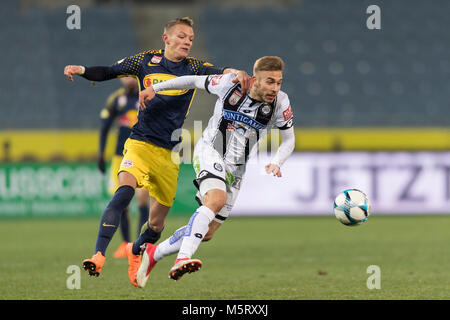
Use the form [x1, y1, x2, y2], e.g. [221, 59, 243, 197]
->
[168, 258, 202, 281]
[136, 243, 158, 288]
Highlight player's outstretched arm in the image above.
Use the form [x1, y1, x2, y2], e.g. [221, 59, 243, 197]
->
[64, 64, 120, 82]
[139, 75, 210, 110]
[266, 127, 295, 178]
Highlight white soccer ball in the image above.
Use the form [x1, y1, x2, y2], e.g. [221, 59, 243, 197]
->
[333, 189, 370, 226]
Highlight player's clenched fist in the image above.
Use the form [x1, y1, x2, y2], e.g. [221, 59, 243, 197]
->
[139, 86, 156, 110]
[64, 65, 85, 81]
[265, 163, 282, 177]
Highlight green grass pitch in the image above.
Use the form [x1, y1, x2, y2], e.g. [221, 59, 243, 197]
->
[1, 214, 450, 300]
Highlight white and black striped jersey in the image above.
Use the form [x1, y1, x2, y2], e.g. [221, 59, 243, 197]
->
[201, 73, 294, 166]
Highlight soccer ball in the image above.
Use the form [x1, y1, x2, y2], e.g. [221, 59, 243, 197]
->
[333, 189, 370, 226]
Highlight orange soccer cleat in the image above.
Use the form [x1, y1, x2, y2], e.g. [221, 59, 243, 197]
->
[126, 242, 141, 287]
[113, 241, 128, 259]
[168, 258, 202, 281]
[82, 251, 106, 277]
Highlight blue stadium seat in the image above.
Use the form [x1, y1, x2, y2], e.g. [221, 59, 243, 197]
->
[0, 2, 137, 129]
[200, 0, 449, 126]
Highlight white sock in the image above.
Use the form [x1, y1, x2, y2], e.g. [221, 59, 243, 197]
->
[177, 206, 215, 260]
[153, 225, 187, 261]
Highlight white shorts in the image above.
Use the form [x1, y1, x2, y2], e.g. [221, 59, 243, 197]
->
[192, 139, 245, 224]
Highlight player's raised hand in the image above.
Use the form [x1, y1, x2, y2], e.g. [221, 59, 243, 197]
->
[265, 164, 282, 177]
[97, 155, 106, 174]
[232, 70, 251, 94]
[139, 86, 156, 110]
[64, 65, 85, 81]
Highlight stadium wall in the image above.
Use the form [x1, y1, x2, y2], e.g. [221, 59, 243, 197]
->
[1, 128, 450, 162]
[3, 151, 450, 218]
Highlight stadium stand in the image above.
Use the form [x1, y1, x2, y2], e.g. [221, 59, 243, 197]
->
[0, 0, 137, 129]
[199, 0, 450, 126]
[1, 0, 449, 132]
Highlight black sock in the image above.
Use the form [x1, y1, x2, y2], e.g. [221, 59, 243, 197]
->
[132, 222, 162, 255]
[119, 207, 131, 243]
[95, 185, 135, 256]
[137, 205, 149, 238]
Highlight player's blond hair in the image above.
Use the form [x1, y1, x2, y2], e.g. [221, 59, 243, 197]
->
[253, 56, 285, 74]
[164, 17, 194, 32]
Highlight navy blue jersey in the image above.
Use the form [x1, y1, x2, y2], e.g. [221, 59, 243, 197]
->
[110, 49, 223, 149]
[99, 87, 139, 156]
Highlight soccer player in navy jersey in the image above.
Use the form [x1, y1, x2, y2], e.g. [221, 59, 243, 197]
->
[64, 17, 250, 286]
[98, 77, 149, 258]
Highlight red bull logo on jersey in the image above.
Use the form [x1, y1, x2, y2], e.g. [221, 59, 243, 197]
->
[151, 55, 162, 64]
[143, 73, 189, 96]
[122, 160, 133, 168]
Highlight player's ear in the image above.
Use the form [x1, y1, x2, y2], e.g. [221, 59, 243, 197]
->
[162, 33, 169, 44]
[250, 76, 257, 88]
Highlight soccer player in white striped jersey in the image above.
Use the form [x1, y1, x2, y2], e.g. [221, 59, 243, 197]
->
[135, 56, 295, 287]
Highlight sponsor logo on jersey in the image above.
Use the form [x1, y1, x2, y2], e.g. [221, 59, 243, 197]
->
[151, 55, 162, 64]
[222, 109, 265, 130]
[122, 160, 133, 168]
[283, 105, 293, 121]
[143, 73, 189, 96]
[213, 162, 223, 172]
[261, 104, 272, 115]
[228, 90, 242, 105]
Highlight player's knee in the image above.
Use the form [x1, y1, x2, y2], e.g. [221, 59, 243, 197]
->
[118, 171, 138, 189]
[204, 189, 226, 214]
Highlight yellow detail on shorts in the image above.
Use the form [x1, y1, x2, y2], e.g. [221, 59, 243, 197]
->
[108, 155, 123, 195]
[118, 138, 180, 207]
[142, 73, 189, 95]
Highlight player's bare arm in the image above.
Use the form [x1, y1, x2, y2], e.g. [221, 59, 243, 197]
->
[266, 126, 295, 178]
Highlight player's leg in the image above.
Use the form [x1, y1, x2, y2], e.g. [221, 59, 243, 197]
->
[165, 142, 227, 280]
[131, 197, 171, 287]
[168, 176, 227, 281]
[150, 217, 222, 264]
[136, 188, 150, 237]
[113, 206, 131, 258]
[106, 155, 132, 258]
[82, 171, 137, 276]
[132, 196, 169, 254]
[128, 140, 180, 286]
[82, 139, 147, 277]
